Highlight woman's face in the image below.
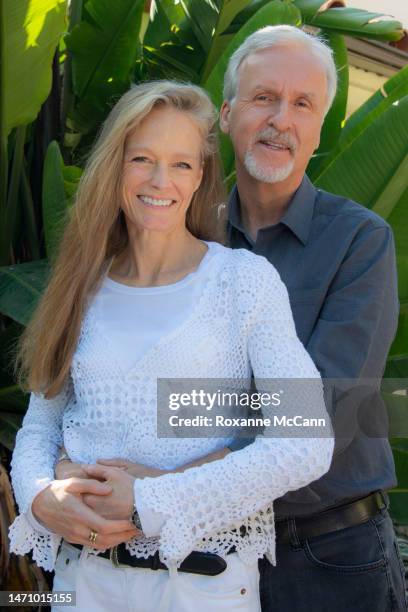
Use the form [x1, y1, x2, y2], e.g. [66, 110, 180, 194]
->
[121, 105, 204, 235]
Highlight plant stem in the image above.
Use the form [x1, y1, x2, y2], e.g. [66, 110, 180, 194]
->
[60, 0, 83, 151]
[20, 164, 40, 260]
[6, 126, 26, 249]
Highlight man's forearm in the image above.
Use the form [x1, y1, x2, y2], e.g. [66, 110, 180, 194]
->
[174, 447, 231, 473]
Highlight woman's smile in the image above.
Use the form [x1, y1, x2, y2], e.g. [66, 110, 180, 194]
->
[137, 194, 176, 208]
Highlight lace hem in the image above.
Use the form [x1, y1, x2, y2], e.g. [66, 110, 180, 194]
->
[9, 509, 277, 572]
[8, 514, 61, 572]
[126, 507, 277, 570]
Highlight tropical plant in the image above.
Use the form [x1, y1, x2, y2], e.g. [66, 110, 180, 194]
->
[0, 0, 407, 582]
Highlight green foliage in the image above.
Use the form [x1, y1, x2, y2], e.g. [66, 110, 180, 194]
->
[0, 0, 67, 138]
[65, 0, 145, 133]
[0, 260, 50, 326]
[388, 438, 408, 523]
[42, 141, 82, 260]
[294, 1, 404, 40]
[0, 0, 67, 264]
[306, 32, 348, 178]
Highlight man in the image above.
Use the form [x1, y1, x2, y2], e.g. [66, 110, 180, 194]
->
[218, 25, 405, 612]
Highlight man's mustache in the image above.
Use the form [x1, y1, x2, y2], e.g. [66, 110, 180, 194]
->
[253, 128, 297, 154]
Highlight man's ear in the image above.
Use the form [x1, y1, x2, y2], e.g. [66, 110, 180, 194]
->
[314, 129, 321, 152]
[313, 114, 325, 151]
[219, 100, 231, 135]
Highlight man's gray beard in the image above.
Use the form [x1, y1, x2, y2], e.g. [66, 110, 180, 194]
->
[244, 148, 295, 183]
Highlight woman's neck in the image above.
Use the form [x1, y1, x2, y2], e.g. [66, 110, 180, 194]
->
[109, 227, 208, 287]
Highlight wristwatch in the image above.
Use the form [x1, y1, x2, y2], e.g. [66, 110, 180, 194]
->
[132, 506, 143, 532]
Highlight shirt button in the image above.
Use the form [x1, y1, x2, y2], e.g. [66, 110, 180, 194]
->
[240, 588, 247, 595]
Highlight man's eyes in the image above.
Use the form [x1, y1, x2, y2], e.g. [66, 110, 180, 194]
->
[254, 95, 311, 109]
[296, 100, 311, 109]
[175, 162, 192, 169]
[255, 94, 273, 102]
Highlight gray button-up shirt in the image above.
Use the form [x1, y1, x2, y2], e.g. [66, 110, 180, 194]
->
[227, 174, 399, 517]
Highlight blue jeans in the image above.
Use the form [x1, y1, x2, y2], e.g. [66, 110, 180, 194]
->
[259, 506, 407, 611]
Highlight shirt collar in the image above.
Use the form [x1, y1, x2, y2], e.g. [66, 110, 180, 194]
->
[228, 174, 317, 246]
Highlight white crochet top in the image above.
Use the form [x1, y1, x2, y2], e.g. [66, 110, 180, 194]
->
[9, 245, 334, 572]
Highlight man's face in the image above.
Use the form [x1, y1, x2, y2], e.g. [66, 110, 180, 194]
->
[220, 44, 328, 186]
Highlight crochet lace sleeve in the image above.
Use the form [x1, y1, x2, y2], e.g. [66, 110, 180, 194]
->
[8, 382, 72, 571]
[134, 256, 334, 567]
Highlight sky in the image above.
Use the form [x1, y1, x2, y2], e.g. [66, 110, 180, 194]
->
[347, 0, 408, 29]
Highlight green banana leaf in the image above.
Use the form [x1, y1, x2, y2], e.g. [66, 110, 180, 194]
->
[315, 65, 408, 178]
[295, 2, 404, 41]
[226, 0, 276, 33]
[389, 439, 408, 524]
[387, 183, 408, 377]
[315, 96, 408, 211]
[307, 32, 348, 179]
[0, 0, 67, 138]
[142, 0, 205, 82]
[228, 0, 404, 42]
[42, 141, 82, 261]
[144, 0, 252, 84]
[204, 0, 301, 176]
[383, 393, 408, 438]
[65, 0, 145, 133]
[0, 260, 50, 326]
[200, 0, 254, 81]
[0, 323, 22, 385]
[341, 65, 408, 148]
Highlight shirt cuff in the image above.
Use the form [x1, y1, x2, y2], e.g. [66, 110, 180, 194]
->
[26, 503, 57, 536]
[133, 480, 166, 538]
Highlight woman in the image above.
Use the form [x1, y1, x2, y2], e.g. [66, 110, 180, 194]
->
[9, 81, 333, 611]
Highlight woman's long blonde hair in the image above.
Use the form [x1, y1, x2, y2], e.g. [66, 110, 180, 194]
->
[17, 81, 227, 397]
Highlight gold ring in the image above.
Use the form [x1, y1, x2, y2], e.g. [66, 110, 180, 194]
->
[88, 529, 98, 544]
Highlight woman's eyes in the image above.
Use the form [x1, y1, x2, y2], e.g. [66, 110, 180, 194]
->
[132, 156, 150, 163]
[131, 157, 192, 169]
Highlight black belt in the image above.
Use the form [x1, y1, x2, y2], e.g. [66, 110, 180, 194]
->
[69, 542, 230, 576]
[276, 490, 388, 544]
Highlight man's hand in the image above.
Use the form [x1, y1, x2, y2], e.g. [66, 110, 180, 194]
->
[55, 459, 88, 480]
[81, 464, 137, 521]
[32, 478, 140, 549]
[55, 458, 166, 480]
[96, 458, 165, 478]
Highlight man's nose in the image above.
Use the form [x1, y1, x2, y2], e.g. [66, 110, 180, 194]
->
[150, 163, 171, 189]
[267, 100, 292, 132]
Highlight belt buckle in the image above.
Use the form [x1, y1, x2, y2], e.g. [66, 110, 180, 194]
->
[110, 545, 128, 568]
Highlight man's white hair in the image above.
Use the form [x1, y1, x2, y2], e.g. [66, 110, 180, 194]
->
[223, 25, 337, 116]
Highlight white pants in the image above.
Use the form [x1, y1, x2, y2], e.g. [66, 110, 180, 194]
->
[52, 542, 261, 612]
